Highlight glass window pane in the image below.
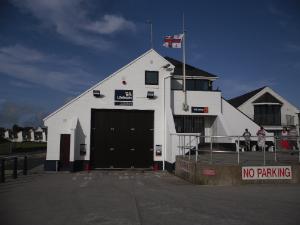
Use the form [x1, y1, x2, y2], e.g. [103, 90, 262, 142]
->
[186, 80, 195, 90]
[145, 71, 158, 85]
[185, 79, 210, 91]
[171, 79, 183, 90]
[195, 80, 209, 91]
[254, 105, 281, 125]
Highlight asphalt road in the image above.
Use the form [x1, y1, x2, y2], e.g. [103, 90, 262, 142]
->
[1, 170, 300, 225]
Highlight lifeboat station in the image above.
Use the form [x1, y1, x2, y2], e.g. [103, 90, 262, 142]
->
[43, 49, 299, 173]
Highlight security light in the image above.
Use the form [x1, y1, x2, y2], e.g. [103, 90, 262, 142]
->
[147, 91, 155, 99]
[93, 90, 101, 98]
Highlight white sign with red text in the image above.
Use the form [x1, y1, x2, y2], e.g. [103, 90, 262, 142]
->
[242, 166, 292, 180]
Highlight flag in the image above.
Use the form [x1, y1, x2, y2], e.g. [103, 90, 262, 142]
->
[163, 34, 184, 48]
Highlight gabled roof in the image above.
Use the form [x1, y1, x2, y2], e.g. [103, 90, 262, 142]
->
[164, 57, 218, 78]
[228, 86, 266, 107]
[253, 92, 282, 104]
[44, 49, 171, 122]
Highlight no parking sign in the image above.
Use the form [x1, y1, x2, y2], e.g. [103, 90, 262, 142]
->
[242, 166, 292, 180]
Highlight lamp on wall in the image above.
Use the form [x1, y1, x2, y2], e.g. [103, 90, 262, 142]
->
[163, 64, 170, 68]
[147, 91, 155, 99]
[162, 63, 173, 71]
[93, 90, 102, 98]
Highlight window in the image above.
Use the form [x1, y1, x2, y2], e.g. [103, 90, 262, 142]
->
[187, 79, 210, 91]
[174, 115, 204, 133]
[145, 71, 159, 85]
[286, 115, 294, 126]
[171, 79, 212, 91]
[171, 79, 183, 90]
[254, 105, 281, 126]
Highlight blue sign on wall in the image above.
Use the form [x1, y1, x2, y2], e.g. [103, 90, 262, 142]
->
[191, 107, 209, 113]
[115, 90, 133, 101]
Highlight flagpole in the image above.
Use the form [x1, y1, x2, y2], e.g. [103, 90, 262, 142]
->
[182, 13, 188, 111]
[150, 21, 153, 49]
[147, 20, 153, 49]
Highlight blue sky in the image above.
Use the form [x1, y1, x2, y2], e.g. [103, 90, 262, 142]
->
[0, 0, 299, 127]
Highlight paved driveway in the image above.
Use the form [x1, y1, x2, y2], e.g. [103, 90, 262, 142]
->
[1, 170, 300, 225]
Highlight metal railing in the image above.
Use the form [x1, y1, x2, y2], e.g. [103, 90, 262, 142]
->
[0, 151, 46, 183]
[171, 134, 300, 165]
[0, 155, 28, 183]
[0, 142, 16, 155]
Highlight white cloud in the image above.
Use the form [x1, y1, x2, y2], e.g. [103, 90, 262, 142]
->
[11, 0, 136, 50]
[9, 80, 33, 88]
[0, 44, 96, 94]
[0, 100, 46, 127]
[266, 2, 295, 30]
[267, 3, 290, 18]
[190, 52, 205, 63]
[84, 15, 136, 34]
[0, 99, 6, 105]
[0, 44, 45, 62]
[285, 43, 300, 52]
[292, 61, 300, 70]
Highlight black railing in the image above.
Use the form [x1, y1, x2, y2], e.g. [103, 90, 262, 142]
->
[0, 155, 28, 183]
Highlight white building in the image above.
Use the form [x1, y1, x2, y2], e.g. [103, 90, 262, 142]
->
[29, 129, 35, 142]
[34, 127, 47, 142]
[4, 130, 10, 139]
[228, 86, 300, 135]
[15, 131, 23, 142]
[44, 49, 264, 171]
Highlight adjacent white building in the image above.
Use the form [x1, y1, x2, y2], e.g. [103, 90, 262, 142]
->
[4, 130, 10, 139]
[15, 131, 23, 142]
[29, 129, 35, 142]
[43, 49, 264, 171]
[228, 86, 300, 135]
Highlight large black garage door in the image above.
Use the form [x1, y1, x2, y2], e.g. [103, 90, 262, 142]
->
[90, 109, 154, 168]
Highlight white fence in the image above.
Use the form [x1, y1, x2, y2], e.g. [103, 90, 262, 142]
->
[171, 134, 300, 165]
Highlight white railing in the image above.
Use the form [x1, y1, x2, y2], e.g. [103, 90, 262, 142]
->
[171, 134, 300, 165]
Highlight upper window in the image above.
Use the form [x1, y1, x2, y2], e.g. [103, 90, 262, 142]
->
[171, 79, 183, 90]
[186, 79, 210, 91]
[171, 79, 212, 91]
[145, 71, 159, 85]
[254, 105, 281, 126]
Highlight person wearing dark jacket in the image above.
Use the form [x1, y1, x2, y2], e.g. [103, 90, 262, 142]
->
[243, 129, 251, 151]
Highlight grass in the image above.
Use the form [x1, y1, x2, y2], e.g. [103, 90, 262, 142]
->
[0, 136, 10, 144]
[0, 141, 46, 155]
[14, 142, 46, 150]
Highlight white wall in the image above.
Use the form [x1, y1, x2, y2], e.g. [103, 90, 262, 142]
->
[4, 130, 9, 139]
[165, 106, 177, 164]
[217, 99, 271, 142]
[44, 49, 173, 163]
[204, 116, 216, 142]
[29, 130, 34, 141]
[16, 131, 23, 142]
[222, 99, 259, 135]
[42, 132, 47, 142]
[172, 90, 221, 115]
